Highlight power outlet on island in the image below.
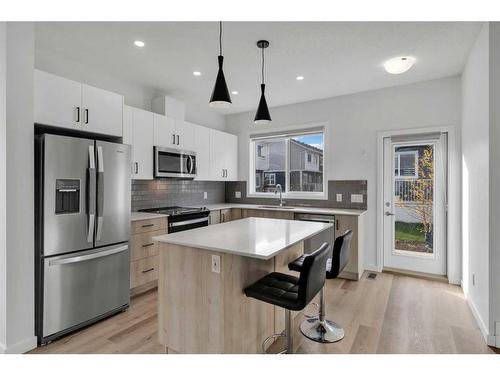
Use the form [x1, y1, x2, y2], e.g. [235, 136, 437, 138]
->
[211, 255, 221, 274]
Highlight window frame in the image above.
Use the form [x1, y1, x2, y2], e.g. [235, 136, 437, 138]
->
[248, 126, 327, 200]
[394, 150, 419, 179]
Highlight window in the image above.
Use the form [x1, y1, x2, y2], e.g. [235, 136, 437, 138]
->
[257, 145, 264, 158]
[250, 130, 325, 196]
[395, 150, 418, 178]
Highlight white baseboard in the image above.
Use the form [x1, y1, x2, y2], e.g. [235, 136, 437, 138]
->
[0, 336, 37, 354]
[364, 264, 379, 272]
[463, 290, 490, 344]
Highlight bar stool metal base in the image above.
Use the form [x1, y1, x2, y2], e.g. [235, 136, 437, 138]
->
[300, 317, 345, 343]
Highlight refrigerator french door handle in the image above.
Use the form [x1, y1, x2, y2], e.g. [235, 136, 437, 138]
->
[96, 146, 104, 241]
[87, 145, 96, 243]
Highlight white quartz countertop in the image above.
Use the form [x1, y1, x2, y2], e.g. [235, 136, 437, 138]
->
[201, 203, 366, 216]
[153, 217, 332, 260]
[130, 212, 168, 222]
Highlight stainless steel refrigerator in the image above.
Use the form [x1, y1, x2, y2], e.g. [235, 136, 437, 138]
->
[35, 133, 131, 344]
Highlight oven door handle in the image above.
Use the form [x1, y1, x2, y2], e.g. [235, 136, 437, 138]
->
[169, 217, 209, 228]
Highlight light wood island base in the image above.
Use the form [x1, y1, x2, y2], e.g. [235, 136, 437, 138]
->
[158, 242, 305, 354]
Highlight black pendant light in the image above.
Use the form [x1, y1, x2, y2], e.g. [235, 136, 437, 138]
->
[254, 40, 271, 125]
[209, 21, 232, 108]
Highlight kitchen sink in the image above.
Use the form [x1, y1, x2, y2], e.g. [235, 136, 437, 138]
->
[258, 205, 295, 210]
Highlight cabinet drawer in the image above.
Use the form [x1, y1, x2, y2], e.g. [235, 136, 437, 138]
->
[130, 230, 164, 261]
[130, 255, 159, 289]
[131, 217, 168, 234]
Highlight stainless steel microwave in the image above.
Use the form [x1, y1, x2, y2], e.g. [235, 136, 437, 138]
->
[154, 146, 197, 178]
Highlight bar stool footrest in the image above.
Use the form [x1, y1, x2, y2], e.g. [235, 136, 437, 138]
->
[262, 333, 286, 354]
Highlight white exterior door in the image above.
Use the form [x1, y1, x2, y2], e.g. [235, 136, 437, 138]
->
[383, 134, 447, 275]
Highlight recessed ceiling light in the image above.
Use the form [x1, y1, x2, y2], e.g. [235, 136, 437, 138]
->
[296, 76, 304, 81]
[134, 40, 145, 47]
[193, 71, 202, 76]
[383, 56, 416, 74]
[231, 91, 239, 95]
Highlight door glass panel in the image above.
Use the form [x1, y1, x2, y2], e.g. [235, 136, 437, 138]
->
[394, 144, 434, 254]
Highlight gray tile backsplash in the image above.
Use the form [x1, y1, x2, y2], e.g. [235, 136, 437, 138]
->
[225, 180, 367, 210]
[131, 180, 226, 211]
[131, 179, 367, 212]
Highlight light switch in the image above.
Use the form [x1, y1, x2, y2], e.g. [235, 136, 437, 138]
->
[203, 192, 208, 199]
[211, 255, 221, 274]
[235, 191, 241, 198]
[351, 194, 363, 203]
[336, 193, 343, 202]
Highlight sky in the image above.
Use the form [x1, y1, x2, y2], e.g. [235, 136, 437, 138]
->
[293, 134, 324, 150]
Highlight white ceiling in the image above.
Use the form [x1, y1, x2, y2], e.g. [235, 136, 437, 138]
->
[35, 22, 482, 114]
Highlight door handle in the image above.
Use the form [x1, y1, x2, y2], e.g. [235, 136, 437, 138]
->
[96, 146, 104, 241]
[87, 145, 96, 243]
[49, 245, 128, 266]
[385, 212, 395, 216]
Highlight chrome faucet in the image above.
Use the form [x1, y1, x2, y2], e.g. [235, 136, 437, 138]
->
[274, 184, 285, 207]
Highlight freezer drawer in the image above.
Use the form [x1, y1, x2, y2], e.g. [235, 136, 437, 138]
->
[42, 243, 130, 338]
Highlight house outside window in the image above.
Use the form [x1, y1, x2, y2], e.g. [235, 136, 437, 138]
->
[249, 129, 326, 197]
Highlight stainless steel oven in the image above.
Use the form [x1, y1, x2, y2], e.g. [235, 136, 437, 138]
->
[154, 146, 197, 178]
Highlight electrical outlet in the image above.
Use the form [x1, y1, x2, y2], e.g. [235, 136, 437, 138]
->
[211, 255, 221, 274]
[203, 192, 208, 199]
[235, 191, 241, 198]
[336, 193, 343, 202]
[351, 194, 363, 203]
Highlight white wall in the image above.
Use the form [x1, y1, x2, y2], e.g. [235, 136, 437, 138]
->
[225, 76, 461, 271]
[0, 22, 36, 353]
[489, 22, 500, 346]
[35, 53, 226, 131]
[461, 23, 490, 340]
[0, 21, 7, 351]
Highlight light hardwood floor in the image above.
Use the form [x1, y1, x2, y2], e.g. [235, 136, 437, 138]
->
[30, 272, 498, 354]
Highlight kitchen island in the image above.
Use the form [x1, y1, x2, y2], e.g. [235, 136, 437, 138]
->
[153, 217, 332, 354]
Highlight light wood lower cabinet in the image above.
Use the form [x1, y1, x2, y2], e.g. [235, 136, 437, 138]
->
[241, 209, 294, 220]
[335, 214, 365, 280]
[208, 210, 221, 225]
[130, 217, 167, 294]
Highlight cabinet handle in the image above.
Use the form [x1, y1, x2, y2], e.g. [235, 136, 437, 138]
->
[75, 106, 80, 123]
[142, 243, 154, 248]
[336, 219, 339, 231]
[172, 134, 176, 145]
[84, 109, 89, 124]
[176, 135, 180, 145]
[142, 223, 154, 228]
[134, 162, 139, 174]
[142, 268, 155, 273]
[221, 213, 225, 222]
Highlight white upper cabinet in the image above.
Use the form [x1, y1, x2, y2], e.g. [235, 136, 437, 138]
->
[153, 114, 176, 148]
[124, 105, 154, 180]
[34, 69, 124, 137]
[193, 124, 211, 181]
[209, 129, 238, 181]
[34, 70, 82, 130]
[153, 115, 195, 151]
[81, 84, 123, 136]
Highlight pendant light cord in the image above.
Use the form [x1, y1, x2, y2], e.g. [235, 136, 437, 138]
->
[219, 21, 222, 56]
[261, 46, 265, 84]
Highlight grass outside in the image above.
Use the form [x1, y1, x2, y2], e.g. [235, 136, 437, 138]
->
[395, 221, 426, 243]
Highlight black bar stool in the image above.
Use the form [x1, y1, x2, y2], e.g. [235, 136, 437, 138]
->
[288, 230, 353, 343]
[244, 243, 330, 354]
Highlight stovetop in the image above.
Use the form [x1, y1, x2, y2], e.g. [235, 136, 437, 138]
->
[139, 206, 208, 216]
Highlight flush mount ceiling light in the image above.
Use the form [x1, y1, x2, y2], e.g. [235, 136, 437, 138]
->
[296, 76, 304, 81]
[383, 56, 416, 74]
[193, 71, 202, 76]
[254, 40, 271, 125]
[209, 21, 232, 108]
[134, 40, 145, 47]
